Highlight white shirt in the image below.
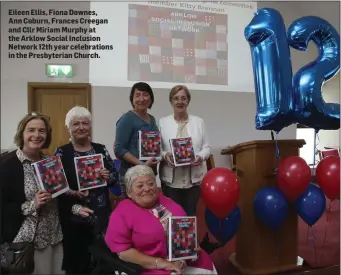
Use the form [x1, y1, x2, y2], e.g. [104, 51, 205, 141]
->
[158, 114, 211, 185]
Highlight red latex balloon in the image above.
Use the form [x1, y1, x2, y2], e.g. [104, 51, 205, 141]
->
[201, 167, 240, 219]
[316, 156, 340, 200]
[277, 156, 311, 202]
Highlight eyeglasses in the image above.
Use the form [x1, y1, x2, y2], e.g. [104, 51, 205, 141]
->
[30, 112, 51, 121]
[172, 96, 188, 102]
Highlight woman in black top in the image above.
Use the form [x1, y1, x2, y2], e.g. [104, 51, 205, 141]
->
[0, 112, 64, 274]
[55, 106, 118, 274]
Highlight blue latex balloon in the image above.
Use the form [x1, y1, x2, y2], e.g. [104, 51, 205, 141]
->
[109, 159, 122, 196]
[205, 206, 241, 244]
[109, 185, 122, 197]
[295, 183, 326, 226]
[288, 16, 340, 131]
[254, 186, 289, 231]
[114, 159, 121, 170]
[245, 8, 294, 133]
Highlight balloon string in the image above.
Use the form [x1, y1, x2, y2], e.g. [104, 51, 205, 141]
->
[327, 200, 333, 223]
[219, 219, 223, 241]
[320, 200, 333, 263]
[313, 130, 320, 169]
[311, 226, 317, 264]
[275, 132, 280, 173]
[306, 224, 310, 246]
[274, 232, 280, 259]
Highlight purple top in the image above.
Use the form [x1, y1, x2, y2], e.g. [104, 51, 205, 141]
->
[105, 193, 214, 275]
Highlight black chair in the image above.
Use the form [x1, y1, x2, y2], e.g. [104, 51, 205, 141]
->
[89, 233, 222, 275]
[0, 150, 13, 167]
[89, 237, 141, 275]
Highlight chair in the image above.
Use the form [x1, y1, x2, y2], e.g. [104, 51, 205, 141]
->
[206, 151, 236, 173]
[89, 233, 221, 275]
[223, 146, 236, 173]
[319, 148, 339, 160]
[206, 154, 215, 171]
[0, 150, 15, 167]
[89, 237, 141, 275]
[324, 146, 340, 150]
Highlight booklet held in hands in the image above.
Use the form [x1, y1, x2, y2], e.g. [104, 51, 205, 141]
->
[138, 130, 162, 160]
[74, 154, 107, 191]
[167, 216, 198, 261]
[169, 137, 195, 166]
[31, 156, 69, 198]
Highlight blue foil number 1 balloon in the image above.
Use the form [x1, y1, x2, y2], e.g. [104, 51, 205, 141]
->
[288, 16, 340, 131]
[245, 8, 294, 133]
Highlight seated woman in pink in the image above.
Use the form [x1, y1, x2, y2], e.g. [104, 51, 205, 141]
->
[105, 165, 217, 275]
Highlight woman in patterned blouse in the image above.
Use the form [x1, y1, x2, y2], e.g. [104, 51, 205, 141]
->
[54, 106, 117, 274]
[0, 112, 63, 274]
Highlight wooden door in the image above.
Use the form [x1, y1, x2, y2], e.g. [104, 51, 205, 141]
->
[28, 82, 91, 156]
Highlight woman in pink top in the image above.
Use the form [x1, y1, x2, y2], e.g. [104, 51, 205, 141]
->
[105, 165, 217, 275]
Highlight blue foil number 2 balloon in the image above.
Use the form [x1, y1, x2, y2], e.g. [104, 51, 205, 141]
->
[288, 16, 340, 131]
[245, 8, 340, 132]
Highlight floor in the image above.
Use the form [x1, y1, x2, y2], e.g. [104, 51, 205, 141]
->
[195, 198, 340, 274]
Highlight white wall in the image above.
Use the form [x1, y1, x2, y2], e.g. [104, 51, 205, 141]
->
[318, 75, 340, 149]
[1, 1, 90, 150]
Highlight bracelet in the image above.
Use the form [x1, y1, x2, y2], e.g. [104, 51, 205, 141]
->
[155, 258, 159, 269]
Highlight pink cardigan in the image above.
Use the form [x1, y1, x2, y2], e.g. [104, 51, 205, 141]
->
[105, 193, 214, 275]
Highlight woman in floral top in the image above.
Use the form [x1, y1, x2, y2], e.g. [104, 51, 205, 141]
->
[55, 106, 118, 274]
[0, 112, 63, 274]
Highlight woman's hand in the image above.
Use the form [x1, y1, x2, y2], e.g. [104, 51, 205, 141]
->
[159, 259, 186, 274]
[194, 247, 202, 255]
[78, 207, 94, 217]
[100, 168, 110, 180]
[165, 152, 175, 167]
[172, 260, 186, 274]
[34, 190, 52, 209]
[145, 157, 160, 167]
[191, 155, 203, 166]
[66, 190, 89, 199]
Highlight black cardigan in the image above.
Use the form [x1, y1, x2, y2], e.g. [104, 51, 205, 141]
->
[56, 142, 112, 227]
[56, 142, 113, 271]
[0, 150, 26, 244]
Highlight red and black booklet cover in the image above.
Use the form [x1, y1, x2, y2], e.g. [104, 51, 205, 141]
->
[31, 156, 69, 198]
[138, 130, 162, 160]
[167, 216, 198, 261]
[169, 137, 195, 166]
[74, 154, 107, 191]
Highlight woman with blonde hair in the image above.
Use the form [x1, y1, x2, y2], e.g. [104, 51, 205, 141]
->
[0, 112, 63, 274]
[158, 85, 211, 216]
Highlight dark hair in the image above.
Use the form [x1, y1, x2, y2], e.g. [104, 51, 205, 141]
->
[14, 112, 52, 149]
[129, 82, 154, 109]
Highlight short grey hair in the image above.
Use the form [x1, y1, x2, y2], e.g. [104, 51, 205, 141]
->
[65, 106, 92, 129]
[124, 165, 156, 193]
